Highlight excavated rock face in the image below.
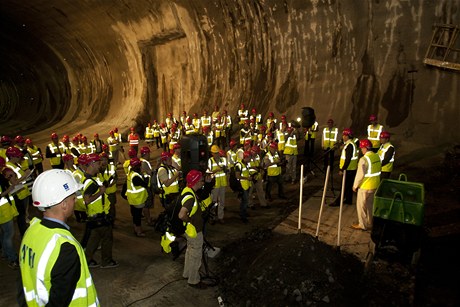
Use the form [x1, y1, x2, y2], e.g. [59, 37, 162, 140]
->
[0, 0, 459, 146]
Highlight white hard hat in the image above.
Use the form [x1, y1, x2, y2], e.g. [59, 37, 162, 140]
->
[32, 169, 83, 211]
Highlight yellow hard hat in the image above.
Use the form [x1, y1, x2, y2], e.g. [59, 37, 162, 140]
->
[210, 145, 220, 153]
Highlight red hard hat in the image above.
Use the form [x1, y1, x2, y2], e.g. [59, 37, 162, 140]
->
[94, 133, 99, 138]
[244, 140, 252, 146]
[160, 123, 166, 128]
[251, 145, 260, 154]
[186, 169, 203, 188]
[172, 123, 178, 128]
[269, 112, 274, 117]
[109, 130, 114, 135]
[99, 152, 108, 159]
[380, 131, 390, 139]
[72, 136, 79, 143]
[77, 154, 88, 166]
[14, 135, 25, 144]
[229, 139, 237, 147]
[25, 138, 32, 145]
[51, 132, 58, 139]
[6, 146, 23, 158]
[359, 139, 372, 149]
[114, 127, 119, 132]
[102, 144, 109, 151]
[281, 115, 286, 120]
[187, 117, 192, 123]
[62, 135, 69, 142]
[260, 125, 267, 131]
[173, 143, 181, 150]
[140, 146, 151, 155]
[269, 142, 277, 149]
[130, 157, 142, 168]
[128, 148, 137, 158]
[243, 151, 252, 159]
[81, 136, 87, 142]
[63, 154, 74, 162]
[160, 151, 172, 161]
[219, 149, 226, 157]
[342, 128, 353, 136]
[252, 108, 257, 113]
[240, 103, 245, 109]
[1, 136, 12, 145]
[130, 127, 135, 131]
[168, 113, 172, 117]
[86, 153, 101, 164]
[369, 114, 377, 121]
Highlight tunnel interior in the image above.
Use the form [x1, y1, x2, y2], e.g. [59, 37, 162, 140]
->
[0, 0, 459, 148]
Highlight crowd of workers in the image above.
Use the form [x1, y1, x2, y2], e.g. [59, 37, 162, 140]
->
[0, 104, 396, 301]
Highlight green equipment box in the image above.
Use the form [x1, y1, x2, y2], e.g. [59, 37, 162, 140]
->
[373, 174, 425, 226]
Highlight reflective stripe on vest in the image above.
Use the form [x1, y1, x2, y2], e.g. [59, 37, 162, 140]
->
[27, 146, 43, 164]
[266, 152, 281, 176]
[0, 185, 16, 224]
[127, 172, 148, 205]
[5, 162, 31, 199]
[378, 143, 395, 172]
[157, 166, 179, 195]
[48, 143, 62, 166]
[360, 152, 382, 190]
[181, 187, 198, 217]
[339, 140, 358, 170]
[367, 124, 383, 148]
[235, 162, 251, 190]
[208, 157, 228, 188]
[284, 135, 298, 155]
[20, 218, 99, 307]
[322, 128, 338, 149]
[83, 178, 108, 216]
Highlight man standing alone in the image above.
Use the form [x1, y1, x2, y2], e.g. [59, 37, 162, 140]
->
[352, 139, 381, 231]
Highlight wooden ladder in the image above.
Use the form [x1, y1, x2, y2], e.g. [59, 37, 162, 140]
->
[423, 24, 460, 71]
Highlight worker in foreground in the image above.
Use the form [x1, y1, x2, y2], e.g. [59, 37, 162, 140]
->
[18, 169, 99, 306]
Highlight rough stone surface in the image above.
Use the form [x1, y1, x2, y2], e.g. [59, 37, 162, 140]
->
[1, 0, 459, 147]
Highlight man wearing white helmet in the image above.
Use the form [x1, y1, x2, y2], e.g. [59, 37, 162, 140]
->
[18, 169, 99, 306]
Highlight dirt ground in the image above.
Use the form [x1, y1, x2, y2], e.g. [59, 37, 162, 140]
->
[212, 148, 460, 307]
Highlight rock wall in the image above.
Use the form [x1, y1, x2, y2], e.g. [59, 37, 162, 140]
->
[0, 0, 459, 146]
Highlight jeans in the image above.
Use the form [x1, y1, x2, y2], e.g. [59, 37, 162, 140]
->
[0, 220, 18, 262]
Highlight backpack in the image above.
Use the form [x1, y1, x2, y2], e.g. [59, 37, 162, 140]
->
[154, 191, 192, 236]
[229, 164, 243, 193]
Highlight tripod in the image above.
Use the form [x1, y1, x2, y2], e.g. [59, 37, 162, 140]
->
[201, 237, 220, 286]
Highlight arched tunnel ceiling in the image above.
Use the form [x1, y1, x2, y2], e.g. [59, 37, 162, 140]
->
[0, 0, 459, 147]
